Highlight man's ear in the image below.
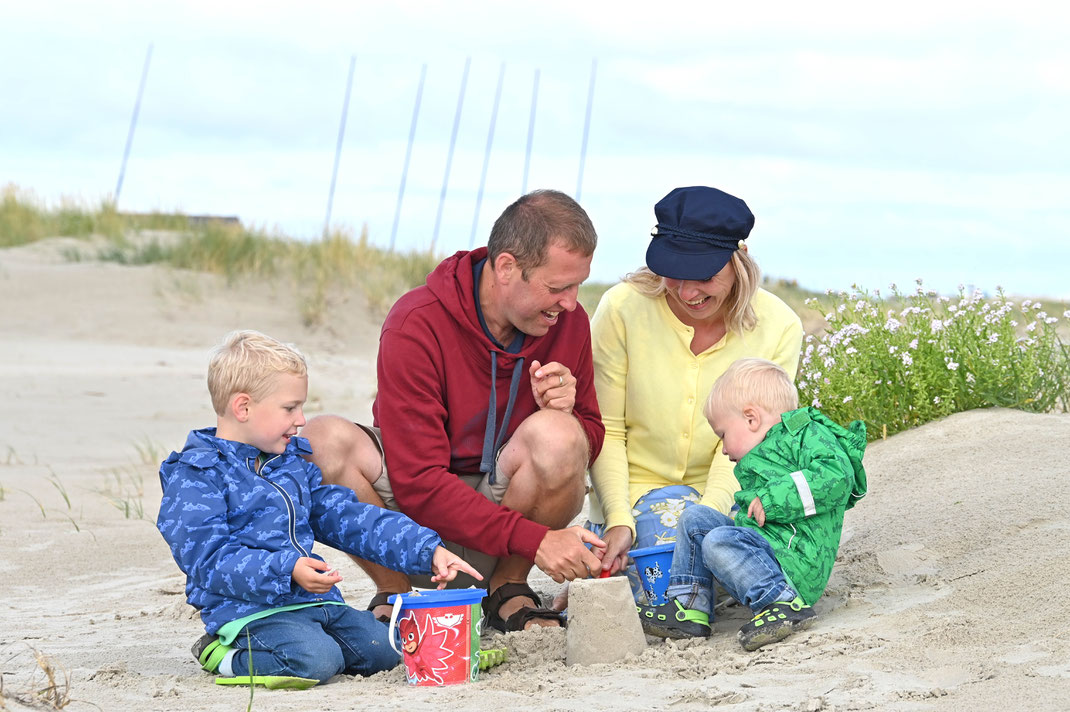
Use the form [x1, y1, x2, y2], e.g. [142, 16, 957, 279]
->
[742, 405, 762, 431]
[230, 393, 252, 422]
[491, 251, 518, 284]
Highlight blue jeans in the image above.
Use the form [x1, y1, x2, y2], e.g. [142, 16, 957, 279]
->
[224, 605, 398, 682]
[665, 505, 796, 618]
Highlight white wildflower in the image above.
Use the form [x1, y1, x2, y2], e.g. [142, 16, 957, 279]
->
[845, 347, 858, 355]
[901, 353, 914, 366]
[885, 317, 902, 333]
[931, 318, 944, 333]
[888, 345, 898, 354]
[837, 304, 846, 313]
[909, 339, 919, 350]
[1011, 320, 1018, 327]
[843, 396, 853, 403]
[988, 333, 999, 344]
[1063, 310, 1070, 319]
[812, 398, 822, 407]
[1046, 317, 1058, 324]
[1026, 322, 1037, 332]
[966, 373, 975, 383]
[1022, 299, 1032, 308]
[875, 379, 882, 385]
[946, 359, 959, 371]
[933, 396, 941, 404]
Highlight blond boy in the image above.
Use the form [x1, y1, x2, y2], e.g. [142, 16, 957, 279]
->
[637, 358, 867, 650]
[157, 330, 479, 684]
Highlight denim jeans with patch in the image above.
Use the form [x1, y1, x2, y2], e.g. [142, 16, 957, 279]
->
[223, 604, 398, 682]
[665, 505, 797, 618]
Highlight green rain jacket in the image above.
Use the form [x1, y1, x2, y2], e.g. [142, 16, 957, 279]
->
[733, 407, 867, 606]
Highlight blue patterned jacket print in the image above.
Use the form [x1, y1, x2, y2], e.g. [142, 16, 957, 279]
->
[156, 428, 443, 634]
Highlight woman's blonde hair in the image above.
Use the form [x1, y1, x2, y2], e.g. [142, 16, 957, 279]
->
[622, 249, 762, 334]
[704, 358, 799, 421]
[207, 330, 307, 415]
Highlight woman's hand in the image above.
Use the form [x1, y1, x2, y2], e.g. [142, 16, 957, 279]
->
[292, 556, 341, 594]
[598, 525, 633, 576]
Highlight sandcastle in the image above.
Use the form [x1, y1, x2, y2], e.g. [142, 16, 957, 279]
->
[565, 576, 647, 666]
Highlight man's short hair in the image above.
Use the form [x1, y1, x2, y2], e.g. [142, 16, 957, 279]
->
[207, 330, 307, 415]
[486, 189, 597, 278]
[705, 358, 799, 420]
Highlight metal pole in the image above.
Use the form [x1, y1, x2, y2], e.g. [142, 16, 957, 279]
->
[430, 56, 471, 254]
[324, 55, 356, 237]
[575, 59, 597, 202]
[115, 43, 154, 205]
[469, 62, 505, 248]
[390, 63, 427, 251]
[521, 68, 540, 195]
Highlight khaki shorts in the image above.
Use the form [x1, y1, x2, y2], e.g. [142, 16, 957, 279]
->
[359, 424, 509, 588]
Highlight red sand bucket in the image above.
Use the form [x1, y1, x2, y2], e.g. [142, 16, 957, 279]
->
[388, 588, 487, 686]
[630, 543, 675, 605]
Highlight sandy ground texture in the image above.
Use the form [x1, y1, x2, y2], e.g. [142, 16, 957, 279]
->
[2, 238, 1069, 711]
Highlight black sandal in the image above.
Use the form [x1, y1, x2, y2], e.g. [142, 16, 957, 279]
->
[483, 582, 566, 633]
[367, 592, 395, 623]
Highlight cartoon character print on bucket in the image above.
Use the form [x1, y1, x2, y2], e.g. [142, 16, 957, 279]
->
[388, 588, 487, 686]
[630, 543, 675, 605]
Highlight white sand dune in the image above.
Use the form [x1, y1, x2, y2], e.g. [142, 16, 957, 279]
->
[2, 239, 1068, 711]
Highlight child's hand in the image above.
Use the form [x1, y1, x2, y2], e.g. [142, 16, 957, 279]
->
[747, 497, 766, 527]
[430, 547, 483, 589]
[292, 556, 342, 593]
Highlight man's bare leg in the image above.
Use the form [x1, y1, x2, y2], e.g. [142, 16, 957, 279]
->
[301, 415, 411, 619]
[490, 409, 588, 629]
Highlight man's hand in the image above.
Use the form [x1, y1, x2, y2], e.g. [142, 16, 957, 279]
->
[534, 527, 606, 583]
[529, 360, 576, 414]
[430, 546, 484, 589]
[292, 556, 342, 594]
[598, 525, 633, 576]
[747, 497, 766, 527]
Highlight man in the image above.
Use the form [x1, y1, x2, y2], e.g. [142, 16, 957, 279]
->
[303, 190, 606, 632]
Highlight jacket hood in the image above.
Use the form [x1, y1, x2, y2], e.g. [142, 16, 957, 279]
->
[161, 427, 313, 476]
[784, 407, 868, 509]
[427, 248, 552, 360]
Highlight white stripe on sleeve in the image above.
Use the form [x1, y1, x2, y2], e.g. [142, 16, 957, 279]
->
[790, 471, 817, 517]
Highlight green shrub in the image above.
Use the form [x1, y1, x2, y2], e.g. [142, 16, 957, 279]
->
[799, 280, 1070, 440]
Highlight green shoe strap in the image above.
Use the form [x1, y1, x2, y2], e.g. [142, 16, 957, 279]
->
[215, 675, 319, 690]
[201, 641, 232, 673]
[672, 600, 709, 626]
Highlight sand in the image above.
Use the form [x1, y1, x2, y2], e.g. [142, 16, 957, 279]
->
[2, 237, 1069, 711]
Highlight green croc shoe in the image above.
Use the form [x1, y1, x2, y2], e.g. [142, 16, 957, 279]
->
[192, 633, 232, 674]
[215, 676, 319, 690]
[738, 597, 816, 651]
[636, 600, 711, 639]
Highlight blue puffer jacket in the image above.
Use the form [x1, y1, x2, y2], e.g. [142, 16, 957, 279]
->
[157, 428, 443, 634]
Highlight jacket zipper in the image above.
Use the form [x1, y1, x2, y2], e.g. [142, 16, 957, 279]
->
[250, 455, 310, 559]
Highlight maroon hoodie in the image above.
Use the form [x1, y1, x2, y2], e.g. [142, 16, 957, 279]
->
[372, 248, 604, 561]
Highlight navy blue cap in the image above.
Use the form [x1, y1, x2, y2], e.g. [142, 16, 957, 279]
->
[645, 186, 754, 281]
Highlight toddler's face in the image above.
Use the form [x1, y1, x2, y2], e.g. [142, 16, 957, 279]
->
[708, 406, 768, 463]
[244, 373, 308, 454]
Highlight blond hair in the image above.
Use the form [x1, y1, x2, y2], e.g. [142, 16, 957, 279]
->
[704, 358, 798, 421]
[622, 249, 762, 334]
[207, 330, 307, 415]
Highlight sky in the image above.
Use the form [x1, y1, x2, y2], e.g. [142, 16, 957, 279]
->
[3, 0, 1069, 298]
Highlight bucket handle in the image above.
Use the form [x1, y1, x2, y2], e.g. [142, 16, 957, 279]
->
[387, 594, 405, 656]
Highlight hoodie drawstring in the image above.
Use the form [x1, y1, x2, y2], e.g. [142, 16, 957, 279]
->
[480, 351, 525, 484]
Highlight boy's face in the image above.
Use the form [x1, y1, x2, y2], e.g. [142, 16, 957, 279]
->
[708, 404, 776, 463]
[243, 373, 308, 454]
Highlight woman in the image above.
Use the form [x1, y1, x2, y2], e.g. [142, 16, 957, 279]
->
[588, 185, 804, 582]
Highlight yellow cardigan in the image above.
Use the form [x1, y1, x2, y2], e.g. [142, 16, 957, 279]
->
[589, 282, 803, 535]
